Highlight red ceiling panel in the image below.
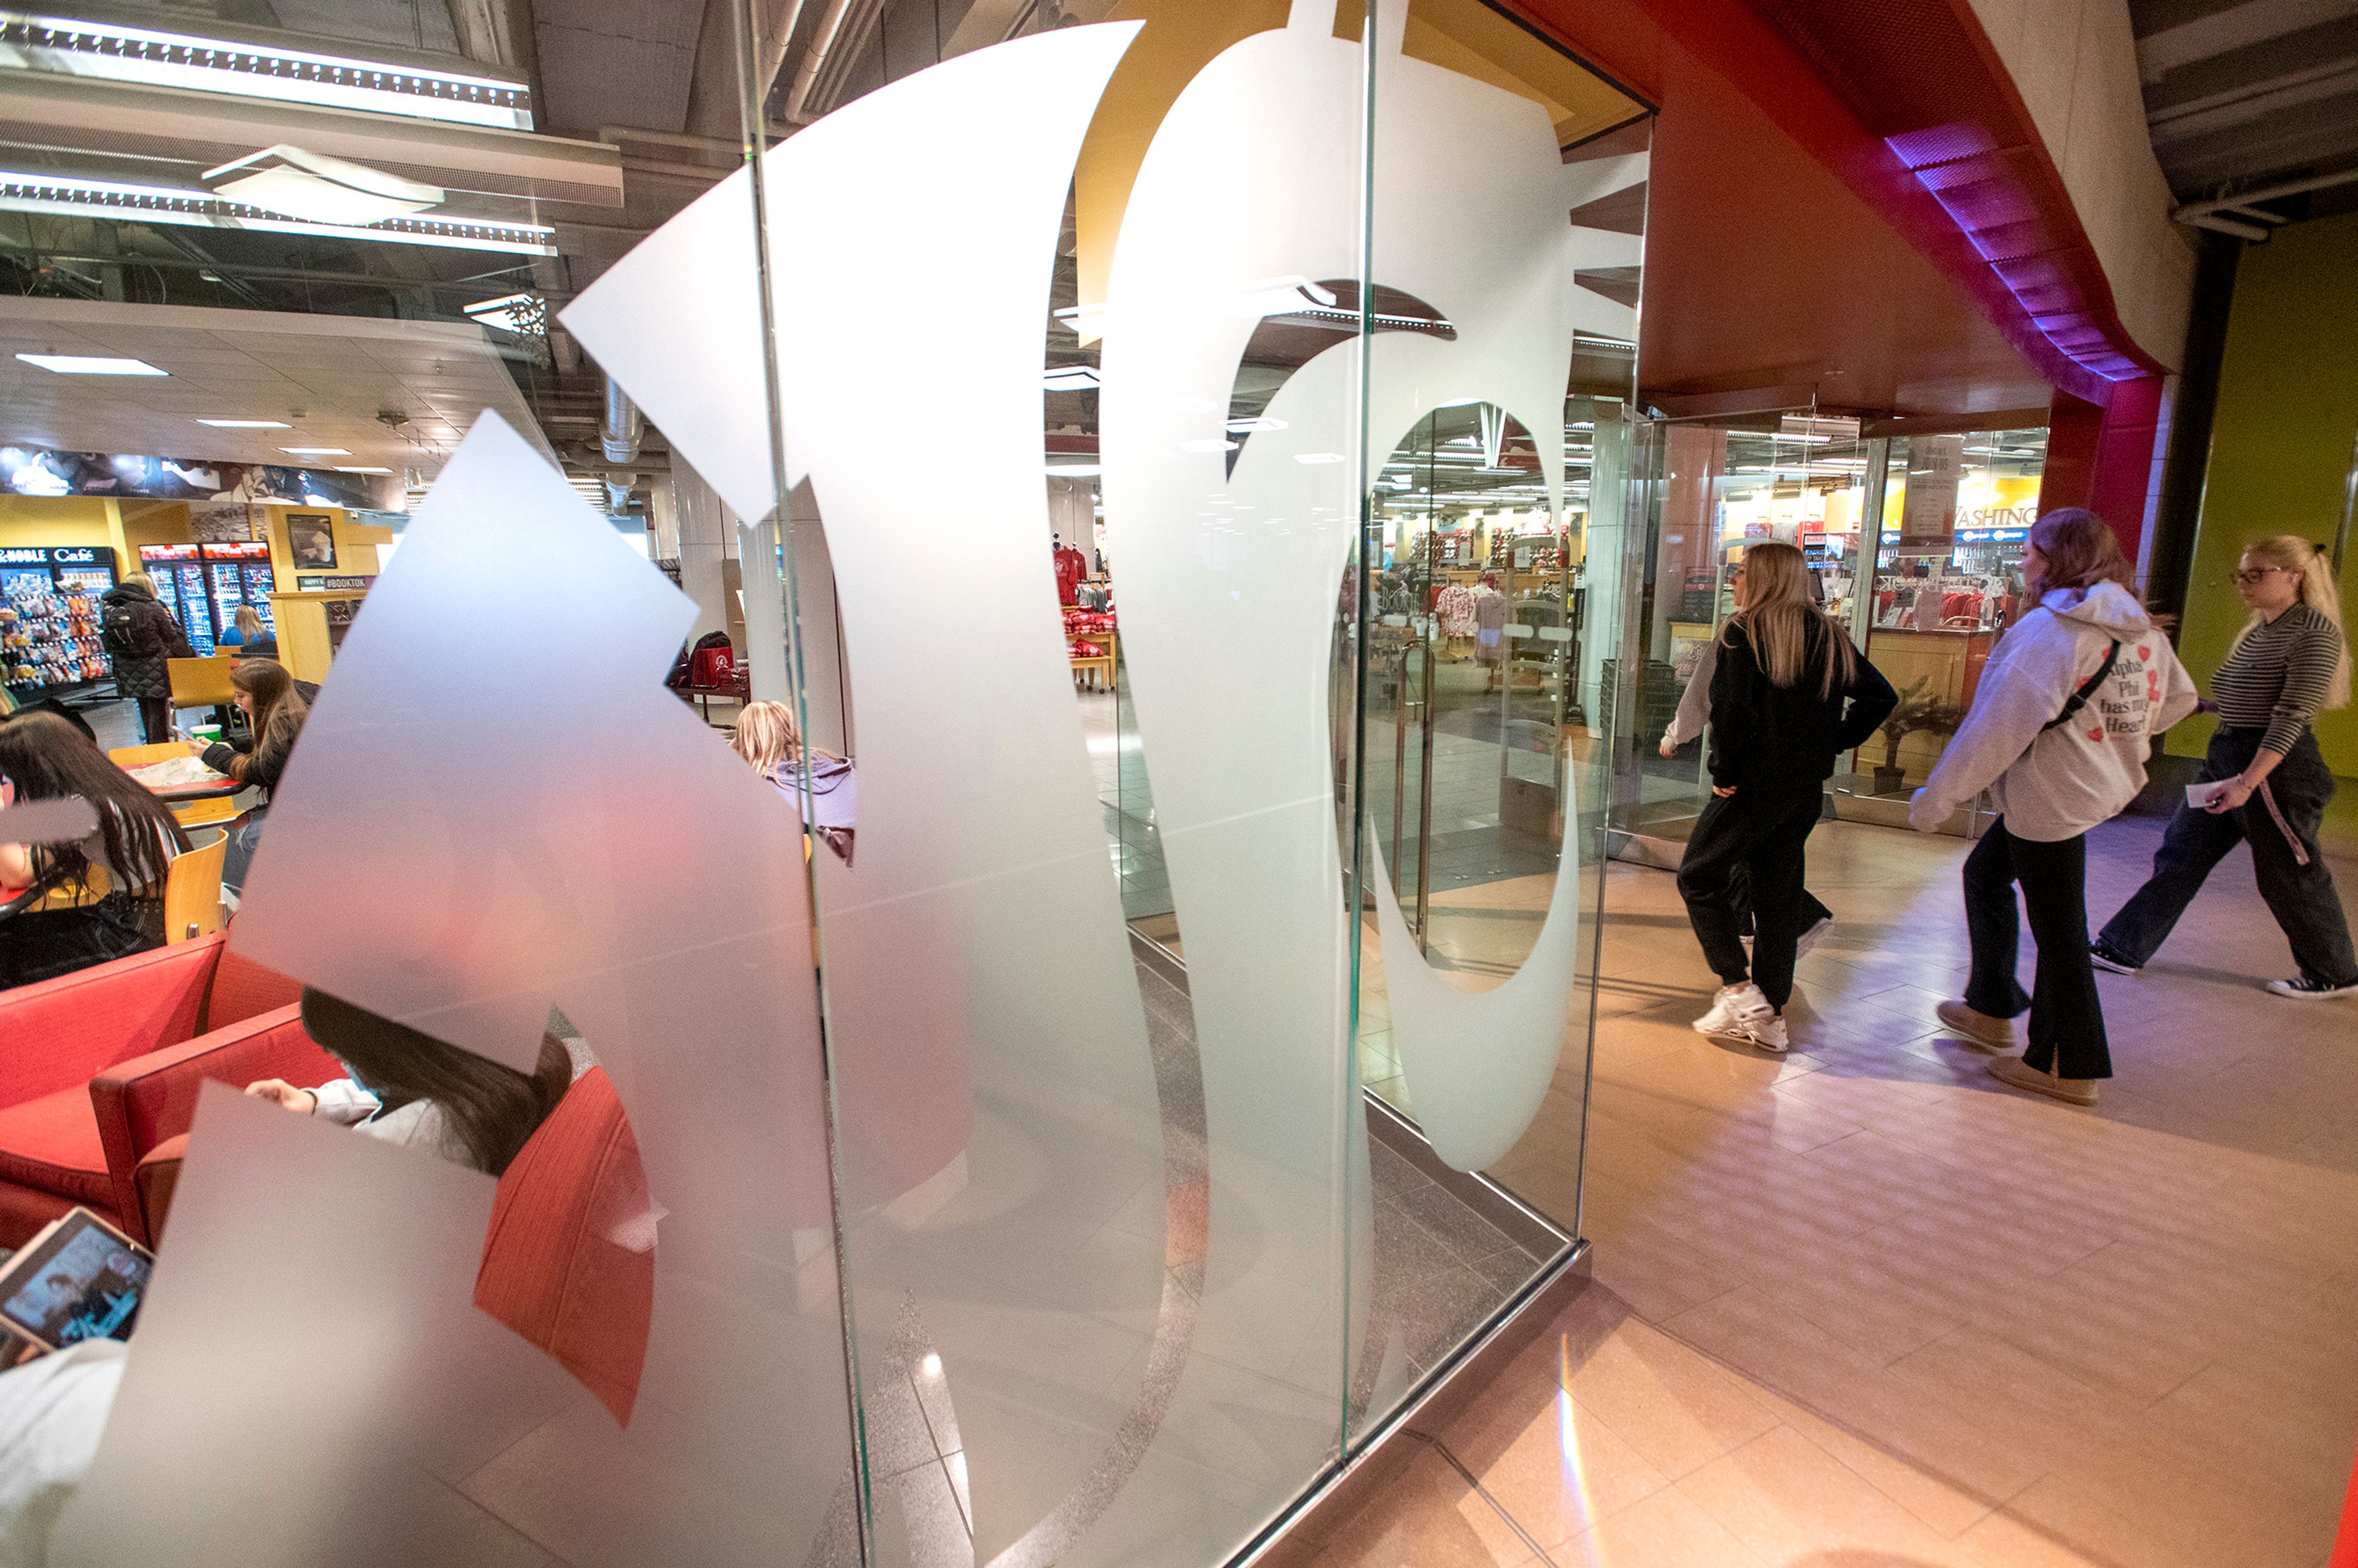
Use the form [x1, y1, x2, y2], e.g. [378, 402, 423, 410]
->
[1492, 0, 2165, 414]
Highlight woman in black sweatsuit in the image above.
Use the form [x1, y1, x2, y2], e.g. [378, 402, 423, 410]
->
[1678, 542, 1896, 1052]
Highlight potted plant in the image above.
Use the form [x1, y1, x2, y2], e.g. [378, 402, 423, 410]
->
[1874, 677, 1965, 795]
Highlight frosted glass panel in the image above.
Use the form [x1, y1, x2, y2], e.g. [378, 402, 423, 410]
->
[562, 26, 1180, 1563]
[82, 413, 856, 1567]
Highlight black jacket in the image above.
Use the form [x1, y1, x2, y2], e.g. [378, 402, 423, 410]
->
[1707, 615, 1897, 792]
[99, 582, 194, 699]
[199, 680, 316, 796]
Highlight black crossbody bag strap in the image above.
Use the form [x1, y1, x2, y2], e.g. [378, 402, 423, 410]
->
[2041, 638, 2121, 732]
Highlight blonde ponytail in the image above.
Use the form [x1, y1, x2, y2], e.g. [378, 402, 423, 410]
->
[2230, 535, 2349, 709]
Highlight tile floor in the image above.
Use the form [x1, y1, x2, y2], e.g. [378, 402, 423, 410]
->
[1310, 810, 2358, 1567]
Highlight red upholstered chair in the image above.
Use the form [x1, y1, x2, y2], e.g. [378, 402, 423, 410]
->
[0, 933, 309, 1246]
[475, 1068, 655, 1426]
[91, 1005, 340, 1246]
[0, 937, 222, 1243]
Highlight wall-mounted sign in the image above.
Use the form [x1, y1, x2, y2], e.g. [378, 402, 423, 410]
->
[297, 574, 375, 591]
[1899, 435, 1964, 543]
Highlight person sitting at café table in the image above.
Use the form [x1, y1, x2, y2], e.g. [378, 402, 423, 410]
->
[185, 659, 311, 904]
[0, 712, 189, 987]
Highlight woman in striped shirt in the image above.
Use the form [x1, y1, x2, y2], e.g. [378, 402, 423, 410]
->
[2093, 535, 2357, 998]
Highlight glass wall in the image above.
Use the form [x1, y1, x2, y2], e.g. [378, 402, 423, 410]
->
[0, 4, 1652, 1565]
[1616, 416, 2048, 850]
[1853, 427, 2049, 797]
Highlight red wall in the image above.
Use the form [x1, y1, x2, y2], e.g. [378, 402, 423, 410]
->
[2037, 377, 2165, 561]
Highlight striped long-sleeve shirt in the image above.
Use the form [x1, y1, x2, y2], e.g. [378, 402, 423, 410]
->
[2210, 602, 2346, 756]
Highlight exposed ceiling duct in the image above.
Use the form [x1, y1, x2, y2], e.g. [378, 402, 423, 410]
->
[601, 374, 644, 464]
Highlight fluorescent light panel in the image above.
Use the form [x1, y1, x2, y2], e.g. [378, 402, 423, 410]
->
[0, 11, 532, 129]
[279, 444, 347, 453]
[17, 352, 165, 375]
[200, 418, 290, 428]
[0, 171, 555, 256]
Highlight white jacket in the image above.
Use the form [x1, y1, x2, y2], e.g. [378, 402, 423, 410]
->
[1911, 582, 2198, 841]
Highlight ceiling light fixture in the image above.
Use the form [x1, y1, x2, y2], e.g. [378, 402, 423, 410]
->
[0, 12, 532, 127]
[334, 465, 392, 474]
[1043, 365, 1100, 391]
[1046, 462, 1102, 478]
[281, 445, 349, 454]
[18, 352, 166, 376]
[0, 170, 554, 257]
[198, 418, 292, 428]
[204, 145, 442, 227]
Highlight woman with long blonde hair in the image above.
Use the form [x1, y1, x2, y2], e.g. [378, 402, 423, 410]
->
[1679, 541, 1896, 1052]
[2094, 534, 2356, 998]
[731, 700, 857, 863]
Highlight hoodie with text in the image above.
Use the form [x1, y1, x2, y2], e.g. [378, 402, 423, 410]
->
[1910, 581, 2198, 842]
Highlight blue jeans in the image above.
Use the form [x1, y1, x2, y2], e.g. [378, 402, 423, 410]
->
[2096, 728, 2358, 987]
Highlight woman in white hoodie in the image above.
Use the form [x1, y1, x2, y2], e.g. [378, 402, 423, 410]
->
[1909, 509, 2198, 1105]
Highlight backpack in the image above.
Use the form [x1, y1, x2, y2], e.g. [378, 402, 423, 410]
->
[99, 598, 147, 659]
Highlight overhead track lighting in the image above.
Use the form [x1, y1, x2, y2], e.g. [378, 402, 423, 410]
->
[0, 169, 554, 255]
[0, 10, 534, 129]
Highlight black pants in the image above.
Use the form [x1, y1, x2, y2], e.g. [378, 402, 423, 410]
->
[136, 696, 172, 745]
[2097, 728, 2358, 987]
[1731, 867, 1832, 937]
[0, 895, 156, 990]
[1963, 818, 2109, 1079]
[1678, 784, 1823, 1009]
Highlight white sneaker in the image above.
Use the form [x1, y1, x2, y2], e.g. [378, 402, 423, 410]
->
[2267, 976, 2358, 999]
[1734, 1011, 1790, 1054]
[1794, 917, 1834, 958]
[1694, 982, 1773, 1038]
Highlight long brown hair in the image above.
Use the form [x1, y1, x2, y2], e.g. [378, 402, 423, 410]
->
[232, 659, 308, 752]
[0, 710, 189, 898]
[2026, 508, 2136, 595]
[298, 988, 573, 1176]
[2230, 534, 2350, 709]
[1725, 540, 1858, 697]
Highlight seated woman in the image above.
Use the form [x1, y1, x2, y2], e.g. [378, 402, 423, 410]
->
[189, 659, 309, 904]
[729, 699, 857, 864]
[244, 987, 577, 1174]
[223, 605, 278, 661]
[0, 713, 189, 988]
[0, 992, 581, 1549]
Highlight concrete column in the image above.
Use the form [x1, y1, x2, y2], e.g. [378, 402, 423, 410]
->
[667, 461, 736, 647]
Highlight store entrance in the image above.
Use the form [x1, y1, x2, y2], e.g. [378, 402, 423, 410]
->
[1363, 400, 1587, 961]
[1609, 411, 2050, 857]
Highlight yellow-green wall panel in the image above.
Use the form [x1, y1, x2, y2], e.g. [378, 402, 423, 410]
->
[2172, 211, 2358, 774]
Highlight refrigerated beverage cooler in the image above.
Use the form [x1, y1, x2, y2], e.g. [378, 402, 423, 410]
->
[0, 544, 118, 697]
[201, 541, 276, 646]
[136, 543, 221, 656]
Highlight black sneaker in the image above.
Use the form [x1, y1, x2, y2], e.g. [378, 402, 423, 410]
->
[2088, 942, 2140, 976]
[2265, 976, 2358, 999]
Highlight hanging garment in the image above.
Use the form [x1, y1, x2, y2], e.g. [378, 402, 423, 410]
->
[1435, 584, 1479, 637]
